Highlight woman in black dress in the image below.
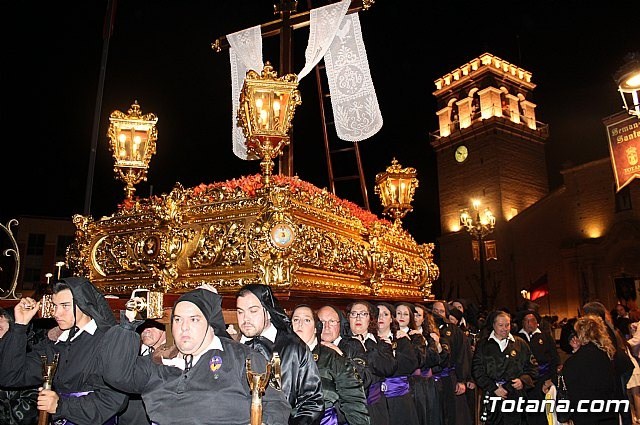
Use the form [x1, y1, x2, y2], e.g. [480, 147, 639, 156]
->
[561, 315, 619, 425]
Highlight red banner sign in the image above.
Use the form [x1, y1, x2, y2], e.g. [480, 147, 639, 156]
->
[607, 115, 640, 191]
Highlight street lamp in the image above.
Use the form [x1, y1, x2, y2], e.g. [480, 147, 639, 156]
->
[237, 62, 302, 187]
[107, 101, 159, 199]
[615, 53, 640, 119]
[460, 199, 496, 309]
[374, 158, 419, 227]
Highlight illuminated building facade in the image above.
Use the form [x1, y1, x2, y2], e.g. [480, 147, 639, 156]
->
[431, 53, 640, 318]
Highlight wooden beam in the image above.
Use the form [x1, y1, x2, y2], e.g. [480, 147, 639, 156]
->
[211, 0, 373, 52]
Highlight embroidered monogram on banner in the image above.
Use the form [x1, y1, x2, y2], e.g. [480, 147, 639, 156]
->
[323, 13, 382, 141]
[226, 0, 382, 160]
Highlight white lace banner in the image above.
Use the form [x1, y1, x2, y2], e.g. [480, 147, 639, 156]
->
[226, 0, 381, 160]
[228, 25, 263, 160]
[323, 13, 382, 141]
[298, 0, 350, 80]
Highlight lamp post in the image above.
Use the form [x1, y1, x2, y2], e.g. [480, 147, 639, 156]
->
[107, 101, 158, 199]
[237, 62, 302, 187]
[374, 158, 419, 227]
[460, 199, 496, 309]
[615, 53, 640, 119]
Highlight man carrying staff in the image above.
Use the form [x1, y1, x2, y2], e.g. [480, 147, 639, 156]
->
[102, 284, 291, 425]
[0, 276, 127, 424]
[236, 283, 324, 425]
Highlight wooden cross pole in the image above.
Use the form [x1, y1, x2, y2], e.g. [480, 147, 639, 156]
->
[212, 0, 374, 177]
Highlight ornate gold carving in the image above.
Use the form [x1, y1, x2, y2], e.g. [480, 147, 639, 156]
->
[67, 175, 438, 301]
[188, 221, 247, 268]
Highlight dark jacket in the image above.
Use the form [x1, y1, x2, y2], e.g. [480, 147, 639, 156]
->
[472, 334, 538, 396]
[0, 277, 127, 424]
[251, 330, 325, 425]
[561, 342, 618, 425]
[312, 342, 369, 425]
[102, 323, 291, 425]
[519, 329, 560, 385]
[274, 331, 324, 425]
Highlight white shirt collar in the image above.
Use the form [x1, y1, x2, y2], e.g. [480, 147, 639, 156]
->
[489, 330, 515, 351]
[352, 332, 377, 348]
[518, 327, 541, 340]
[400, 326, 410, 333]
[56, 319, 97, 343]
[378, 330, 392, 340]
[332, 336, 342, 346]
[162, 335, 223, 370]
[308, 337, 318, 351]
[239, 323, 278, 344]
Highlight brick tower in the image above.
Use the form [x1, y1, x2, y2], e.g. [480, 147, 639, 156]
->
[430, 53, 550, 309]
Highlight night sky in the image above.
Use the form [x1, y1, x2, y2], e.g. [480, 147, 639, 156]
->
[1, 1, 638, 245]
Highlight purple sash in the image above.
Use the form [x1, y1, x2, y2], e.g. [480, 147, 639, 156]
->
[382, 376, 410, 398]
[54, 392, 118, 425]
[366, 381, 383, 405]
[538, 362, 551, 377]
[416, 368, 432, 378]
[431, 366, 455, 382]
[320, 406, 339, 425]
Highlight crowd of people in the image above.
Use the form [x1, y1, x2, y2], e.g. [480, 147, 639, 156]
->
[1, 276, 640, 425]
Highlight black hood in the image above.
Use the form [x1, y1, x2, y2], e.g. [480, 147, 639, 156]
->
[62, 277, 116, 328]
[238, 284, 291, 331]
[172, 288, 231, 339]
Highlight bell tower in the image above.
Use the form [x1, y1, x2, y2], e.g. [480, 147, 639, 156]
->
[430, 53, 549, 308]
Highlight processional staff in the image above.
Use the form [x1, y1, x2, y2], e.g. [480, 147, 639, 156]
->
[246, 353, 281, 425]
[38, 354, 60, 425]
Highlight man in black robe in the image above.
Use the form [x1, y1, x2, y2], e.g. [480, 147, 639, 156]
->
[0, 277, 127, 424]
[118, 318, 168, 425]
[291, 305, 369, 425]
[103, 284, 291, 425]
[516, 310, 560, 425]
[430, 301, 473, 425]
[472, 310, 538, 425]
[236, 284, 324, 425]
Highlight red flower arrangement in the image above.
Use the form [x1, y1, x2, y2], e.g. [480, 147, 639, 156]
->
[190, 174, 391, 229]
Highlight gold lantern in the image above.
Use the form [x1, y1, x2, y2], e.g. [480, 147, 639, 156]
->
[615, 53, 640, 119]
[374, 158, 419, 226]
[107, 101, 158, 199]
[237, 62, 302, 186]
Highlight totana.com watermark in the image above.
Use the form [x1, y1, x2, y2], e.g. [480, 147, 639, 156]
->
[487, 397, 630, 413]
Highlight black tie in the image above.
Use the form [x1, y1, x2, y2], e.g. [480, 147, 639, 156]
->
[245, 336, 273, 361]
[184, 354, 193, 372]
